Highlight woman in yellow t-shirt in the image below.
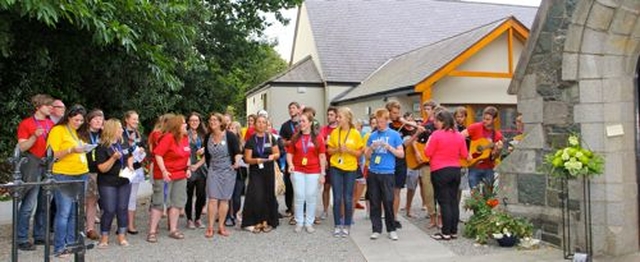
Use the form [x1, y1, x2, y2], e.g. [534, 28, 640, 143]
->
[327, 107, 363, 237]
[46, 104, 89, 258]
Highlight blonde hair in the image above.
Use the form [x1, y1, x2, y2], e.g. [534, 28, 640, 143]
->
[374, 108, 389, 120]
[385, 100, 401, 111]
[338, 107, 355, 129]
[100, 119, 123, 147]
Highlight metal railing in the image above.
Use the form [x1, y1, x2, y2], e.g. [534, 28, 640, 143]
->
[1, 146, 93, 262]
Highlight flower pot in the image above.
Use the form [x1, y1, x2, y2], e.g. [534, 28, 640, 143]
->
[496, 235, 519, 247]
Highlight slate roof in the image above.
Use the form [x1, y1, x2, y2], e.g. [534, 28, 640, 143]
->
[335, 17, 515, 103]
[304, 0, 537, 83]
[246, 55, 322, 95]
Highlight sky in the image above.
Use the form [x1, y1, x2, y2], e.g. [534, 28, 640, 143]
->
[263, 0, 542, 62]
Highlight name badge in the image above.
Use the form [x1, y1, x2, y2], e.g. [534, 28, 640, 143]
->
[184, 146, 191, 152]
[301, 157, 308, 166]
[264, 143, 271, 147]
[258, 163, 264, 169]
[374, 156, 381, 164]
[221, 140, 226, 145]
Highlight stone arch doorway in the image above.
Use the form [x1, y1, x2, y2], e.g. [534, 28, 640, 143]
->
[503, 0, 640, 258]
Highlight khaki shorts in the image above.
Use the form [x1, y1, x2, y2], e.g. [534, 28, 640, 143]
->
[151, 178, 187, 209]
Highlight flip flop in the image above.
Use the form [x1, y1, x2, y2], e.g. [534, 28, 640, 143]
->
[430, 233, 451, 241]
[205, 228, 214, 238]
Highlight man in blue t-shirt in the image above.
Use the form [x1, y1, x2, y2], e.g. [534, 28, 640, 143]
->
[365, 108, 404, 241]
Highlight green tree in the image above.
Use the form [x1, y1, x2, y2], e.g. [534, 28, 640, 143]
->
[0, 0, 299, 168]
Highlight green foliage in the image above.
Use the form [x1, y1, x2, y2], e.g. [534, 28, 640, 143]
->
[464, 182, 533, 244]
[0, 0, 298, 171]
[543, 134, 604, 179]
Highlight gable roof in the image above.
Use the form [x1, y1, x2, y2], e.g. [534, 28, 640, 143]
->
[246, 55, 323, 96]
[303, 0, 537, 83]
[334, 16, 528, 103]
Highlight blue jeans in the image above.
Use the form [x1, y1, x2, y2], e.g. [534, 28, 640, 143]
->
[330, 167, 356, 227]
[468, 168, 494, 189]
[292, 172, 320, 226]
[53, 174, 87, 255]
[98, 184, 132, 235]
[17, 184, 40, 244]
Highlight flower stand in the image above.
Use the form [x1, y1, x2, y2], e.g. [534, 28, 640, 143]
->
[560, 176, 593, 260]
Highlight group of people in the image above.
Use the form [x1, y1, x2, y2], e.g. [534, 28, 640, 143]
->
[14, 93, 506, 258]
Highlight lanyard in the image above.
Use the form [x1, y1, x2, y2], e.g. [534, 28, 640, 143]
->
[125, 128, 137, 145]
[65, 125, 83, 146]
[32, 116, 51, 138]
[290, 121, 296, 134]
[90, 132, 100, 145]
[255, 135, 266, 157]
[338, 128, 351, 147]
[301, 135, 309, 154]
[190, 132, 201, 148]
[111, 143, 124, 166]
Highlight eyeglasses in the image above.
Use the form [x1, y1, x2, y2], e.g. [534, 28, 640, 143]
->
[53, 105, 65, 109]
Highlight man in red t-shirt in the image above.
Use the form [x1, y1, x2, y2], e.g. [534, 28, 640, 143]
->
[16, 94, 55, 250]
[461, 106, 504, 189]
[319, 106, 337, 221]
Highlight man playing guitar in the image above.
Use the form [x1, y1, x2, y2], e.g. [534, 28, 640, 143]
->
[461, 106, 504, 189]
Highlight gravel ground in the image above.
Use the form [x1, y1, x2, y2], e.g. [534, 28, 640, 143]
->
[0, 187, 550, 261]
[0, 197, 366, 262]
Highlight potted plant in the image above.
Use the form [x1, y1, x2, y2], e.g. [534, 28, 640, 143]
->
[463, 181, 534, 246]
[488, 211, 534, 247]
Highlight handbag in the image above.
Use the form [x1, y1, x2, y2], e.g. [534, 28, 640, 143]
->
[274, 162, 285, 196]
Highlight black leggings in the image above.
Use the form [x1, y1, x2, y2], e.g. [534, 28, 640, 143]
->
[185, 177, 206, 221]
[431, 167, 461, 235]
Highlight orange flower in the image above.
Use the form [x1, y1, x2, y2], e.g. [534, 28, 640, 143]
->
[486, 198, 499, 208]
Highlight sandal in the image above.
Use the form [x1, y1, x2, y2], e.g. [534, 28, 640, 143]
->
[146, 233, 158, 243]
[218, 229, 230, 237]
[97, 242, 108, 249]
[288, 217, 296, 225]
[451, 234, 458, 239]
[262, 225, 273, 233]
[168, 231, 185, 240]
[205, 228, 214, 238]
[118, 240, 130, 247]
[430, 233, 451, 241]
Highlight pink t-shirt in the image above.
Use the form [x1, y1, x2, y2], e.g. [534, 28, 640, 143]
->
[424, 130, 468, 172]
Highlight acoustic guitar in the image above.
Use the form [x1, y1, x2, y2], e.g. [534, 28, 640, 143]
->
[406, 142, 428, 169]
[462, 138, 496, 167]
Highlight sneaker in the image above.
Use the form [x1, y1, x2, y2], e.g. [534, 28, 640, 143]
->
[17, 242, 36, 251]
[187, 220, 196, 229]
[294, 225, 303, 233]
[305, 225, 316, 233]
[389, 231, 399, 241]
[333, 228, 342, 238]
[195, 220, 205, 228]
[33, 239, 46, 246]
[370, 232, 380, 240]
[319, 211, 328, 220]
[55, 250, 71, 258]
[341, 227, 350, 238]
[394, 220, 402, 229]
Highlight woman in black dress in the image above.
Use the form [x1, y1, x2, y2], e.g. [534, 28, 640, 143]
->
[241, 114, 280, 233]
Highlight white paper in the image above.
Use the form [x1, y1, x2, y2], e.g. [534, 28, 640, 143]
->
[83, 144, 98, 153]
[132, 147, 146, 162]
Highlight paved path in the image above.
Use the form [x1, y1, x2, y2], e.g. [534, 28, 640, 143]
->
[0, 181, 569, 262]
